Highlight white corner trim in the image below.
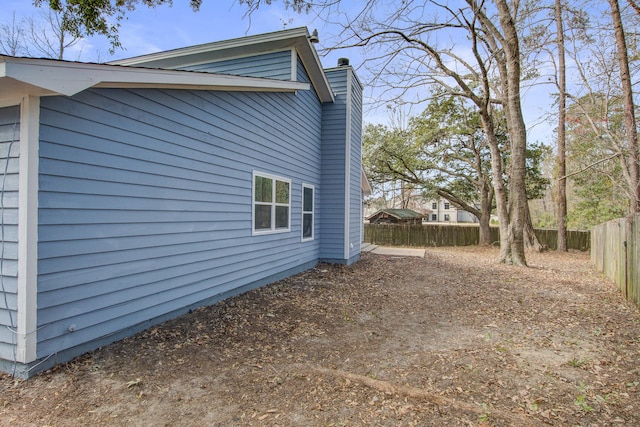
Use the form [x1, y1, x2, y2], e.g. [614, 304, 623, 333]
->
[16, 96, 39, 364]
[344, 70, 353, 260]
[290, 48, 297, 82]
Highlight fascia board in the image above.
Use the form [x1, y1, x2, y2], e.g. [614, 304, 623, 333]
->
[93, 68, 311, 92]
[293, 38, 334, 103]
[1, 58, 309, 96]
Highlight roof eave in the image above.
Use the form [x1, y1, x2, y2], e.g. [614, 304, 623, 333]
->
[294, 36, 334, 103]
[0, 56, 310, 100]
[361, 167, 372, 196]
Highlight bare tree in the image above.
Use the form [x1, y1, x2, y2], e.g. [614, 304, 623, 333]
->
[0, 12, 25, 56]
[555, 0, 568, 251]
[25, 9, 83, 60]
[328, 0, 535, 264]
[560, 1, 640, 221]
[0, 9, 96, 61]
[608, 0, 640, 214]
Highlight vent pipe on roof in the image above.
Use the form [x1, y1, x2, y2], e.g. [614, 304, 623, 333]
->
[338, 57, 350, 67]
[309, 29, 319, 43]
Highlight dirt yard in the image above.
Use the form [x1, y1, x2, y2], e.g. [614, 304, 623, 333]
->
[2, 247, 640, 426]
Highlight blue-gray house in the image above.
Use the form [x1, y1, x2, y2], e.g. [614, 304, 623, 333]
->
[0, 27, 364, 378]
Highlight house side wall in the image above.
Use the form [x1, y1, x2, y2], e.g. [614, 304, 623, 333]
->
[319, 67, 363, 265]
[296, 59, 322, 244]
[319, 71, 347, 262]
[181, 50, 292, 80]
[0, 106, 19, 361]
[347, 70, 363, 262]
[35, 74, 323, 358]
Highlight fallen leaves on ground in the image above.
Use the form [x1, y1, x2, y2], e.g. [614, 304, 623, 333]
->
[1, 247, 639, 426]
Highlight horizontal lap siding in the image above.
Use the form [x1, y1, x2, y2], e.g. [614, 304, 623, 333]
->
[320, 71, 348, 261]
[0, 105, 20, 360]
[183, 51, 292, 80]
[348, 71, 363, 261]
[296, 60, 322, 245]
[37, 81, 322, 356]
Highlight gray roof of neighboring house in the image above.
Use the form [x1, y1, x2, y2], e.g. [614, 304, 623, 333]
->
[367, 209, 423, 220]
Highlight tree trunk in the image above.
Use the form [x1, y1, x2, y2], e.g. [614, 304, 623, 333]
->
[524, 203, 544, 251]
[609, 0, 640, 214]
[555, 0, 568, 251]
[476, 182, 492, 245]
[495, 0, 528, 266]
[479, 111, 511, 256]
[472, 0, 528, 265]
[478, 208, 492, 246]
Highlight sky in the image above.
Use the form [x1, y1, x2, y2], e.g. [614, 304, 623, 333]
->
[1, 0, 554, 143]
[3, 1, 357, 67]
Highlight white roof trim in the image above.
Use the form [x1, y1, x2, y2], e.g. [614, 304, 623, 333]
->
[361, 167, 372, 196]
[0, 56, 310, 100]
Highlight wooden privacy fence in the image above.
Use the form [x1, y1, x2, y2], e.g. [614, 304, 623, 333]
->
[364, 224, 591, 251]
[534, 228, 591, 251]
[591, 215, 640, 308]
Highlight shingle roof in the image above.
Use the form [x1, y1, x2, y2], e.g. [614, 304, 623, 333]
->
[367, 209, 423, 220]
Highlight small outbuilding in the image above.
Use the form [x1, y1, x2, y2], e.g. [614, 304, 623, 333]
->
[367, 209, 423, 224]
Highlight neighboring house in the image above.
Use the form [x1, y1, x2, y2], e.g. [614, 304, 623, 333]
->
[367, 209, 423, 224]
[0, 27, 363, 378]
[422, 199, 478, 224]
[364, 195, 478, 224]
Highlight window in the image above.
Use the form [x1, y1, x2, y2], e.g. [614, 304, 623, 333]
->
[253, 172, 290, 234]
[444, 202, 450, 209]
[444, 214, 450, 221]
[302, 184, 314, 241]
[431, 214, 437, 221]
[432, 202, 437, 209]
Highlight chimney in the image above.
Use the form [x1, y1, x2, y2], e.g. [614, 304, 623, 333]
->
[338, 57, 350, 67]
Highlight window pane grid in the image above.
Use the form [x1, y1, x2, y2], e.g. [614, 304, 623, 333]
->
[253, 172, 290, 234]
[275, 180, 289, 204]
[302, 184, 314, 241]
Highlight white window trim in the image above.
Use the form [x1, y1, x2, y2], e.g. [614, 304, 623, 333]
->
[252, 171, 291, 235]
[301, 183, 315, 242]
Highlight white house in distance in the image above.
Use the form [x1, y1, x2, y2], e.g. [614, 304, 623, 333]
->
[422, 199, 478, 223]
[365, 194, 478, 224]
